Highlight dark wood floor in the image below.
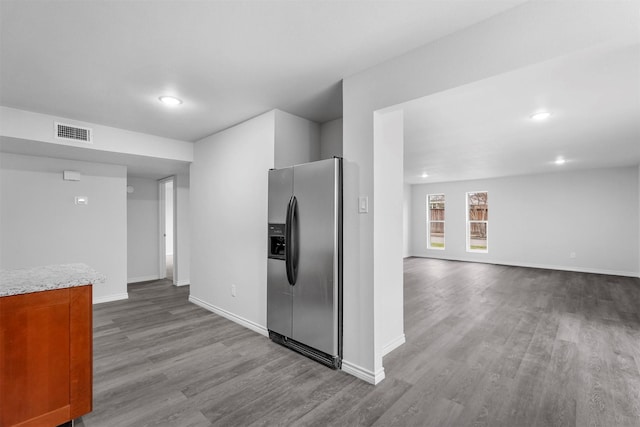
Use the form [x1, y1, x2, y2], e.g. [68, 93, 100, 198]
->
[76, 258, 640, 426]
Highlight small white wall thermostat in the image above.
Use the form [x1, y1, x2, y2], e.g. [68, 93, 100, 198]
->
[75, 196, 88, 205]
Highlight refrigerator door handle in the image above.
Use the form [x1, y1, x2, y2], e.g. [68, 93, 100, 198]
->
[285, 195, 298, 285]
[291, 195, 299, 285]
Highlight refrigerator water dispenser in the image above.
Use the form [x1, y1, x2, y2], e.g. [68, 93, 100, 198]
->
[268, 223, 286, 260]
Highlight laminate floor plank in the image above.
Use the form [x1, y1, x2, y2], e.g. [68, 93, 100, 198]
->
[325, 378, 412, 426]
[575, 321, 619, 427]
[371, 357, 459, 426]
[441, 341, 498, 407]
[291, 379, 375, 426]
[76, 259, 640, 427]
[452, 369, 514, 427]
[202, 363, 316, 425]
[248, 368, 357, 427]
[533, 339, 578, 427]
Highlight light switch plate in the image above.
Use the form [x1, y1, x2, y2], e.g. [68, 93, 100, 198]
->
[75, 196, 88, 205]
[358, 196, 368, 214]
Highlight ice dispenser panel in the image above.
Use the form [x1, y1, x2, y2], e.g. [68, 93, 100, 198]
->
[268, 223, 286, 260]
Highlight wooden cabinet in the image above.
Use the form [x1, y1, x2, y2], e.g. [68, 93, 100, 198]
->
[0, 286, 92, 427]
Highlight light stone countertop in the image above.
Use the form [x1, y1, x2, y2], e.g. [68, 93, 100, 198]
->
[0, 263, 105, 297]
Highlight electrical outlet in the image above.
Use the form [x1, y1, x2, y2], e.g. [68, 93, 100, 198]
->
[569, 252, 576, 259]
[231, 284, 236, 297]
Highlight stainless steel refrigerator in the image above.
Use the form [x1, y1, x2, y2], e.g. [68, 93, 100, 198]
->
[267, 157, 342, 369]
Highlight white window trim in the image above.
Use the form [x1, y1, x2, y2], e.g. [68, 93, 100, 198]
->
[466, 191, 488, 253]
[427, 193, 445, 250]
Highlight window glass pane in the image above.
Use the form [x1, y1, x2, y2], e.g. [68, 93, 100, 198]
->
[467, 191, 488, 252]
[427, 194, 445, 249]
[469, 222, 487, 250]
[429, 194, 445, 220]
[468, 192, 488, 221]
[429, 222, 444, 248]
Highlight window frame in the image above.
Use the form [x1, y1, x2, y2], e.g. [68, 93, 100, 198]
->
[426, 193, 445, 250]
[466, 191, 489, 253]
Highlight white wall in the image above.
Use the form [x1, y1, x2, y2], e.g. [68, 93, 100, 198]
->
[174, 173, 190, 286]
[320, 118, 343, 160]
[189, 110, 275, 333]
[0, 152, 128, 303]
[0, 106, 193, 162]
[373, 109, 405, 369]
[403, 183, 412, 258]
[127, 176, 159, 283]
[342, 1, 637, 383]
[165, 180, 174, 255]
[274, 110, 320, 168]
[411, 167, 639, 276]
[189, 108, 322, 330]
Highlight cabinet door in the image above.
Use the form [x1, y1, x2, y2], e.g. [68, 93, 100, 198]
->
[0, 288, 71, 426]
[0, 286, 92, 427]
[69, 286, 93, 419]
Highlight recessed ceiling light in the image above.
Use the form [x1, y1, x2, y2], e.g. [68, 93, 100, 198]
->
[554, 157, 566, 165]
[530, 111, 551, 121]
[421, 172, 429, 178]
[159, 96, 182, 106]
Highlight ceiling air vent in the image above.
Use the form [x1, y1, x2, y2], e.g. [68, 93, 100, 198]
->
[54, 122, 93, 143]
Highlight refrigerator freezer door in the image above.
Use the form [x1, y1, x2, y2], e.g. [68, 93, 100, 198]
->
[267, 167, 294, 338]
[292, 158, 340, 356]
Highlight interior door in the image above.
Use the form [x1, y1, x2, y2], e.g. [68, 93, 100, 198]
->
[292, 158, 339, 355]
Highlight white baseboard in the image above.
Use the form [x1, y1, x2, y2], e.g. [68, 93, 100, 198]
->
[127, 275, 160, 284]
[411, 255, 639, 278]
[341, 359, 385, 385]
[188, 295, 268, 337]
[513, 262, 638, 278]
[93, 293, 128, 304]
[175, 279, 190, 287]
[382, 334, 406, 356]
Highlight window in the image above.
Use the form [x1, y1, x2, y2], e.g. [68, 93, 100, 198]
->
[467, 191, 488, 252]
[427, 194, 445, 249]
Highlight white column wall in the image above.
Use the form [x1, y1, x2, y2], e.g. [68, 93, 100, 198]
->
[373, 109, 405, 376]
[403, 183, 412, 258]
[174, 173, 191, 286]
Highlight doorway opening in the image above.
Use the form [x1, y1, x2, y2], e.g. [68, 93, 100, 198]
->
[159, 176, 175, 283]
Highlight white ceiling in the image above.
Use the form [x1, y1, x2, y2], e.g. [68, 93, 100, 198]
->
[0, 0, 525, 142]
[2, 1, 637, 183]
[402, 40, 640, 184]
